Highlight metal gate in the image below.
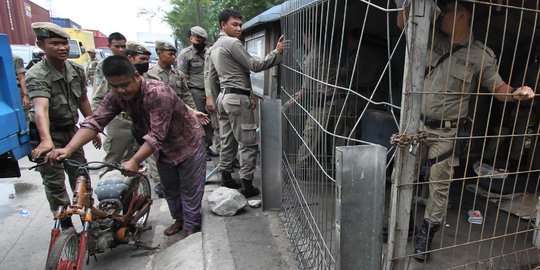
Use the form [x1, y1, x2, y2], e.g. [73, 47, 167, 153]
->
[277, 0, 540, 269]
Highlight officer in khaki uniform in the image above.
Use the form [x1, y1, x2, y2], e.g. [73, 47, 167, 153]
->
[147, 40, 197, 110]
[397, 0, 535, 261]
[205, 9, 285, 197]
[84, 48, 99, 85]
[13, 55, 30, 124]
[26, 22, 100, 228]
[178, 26, 219, 159]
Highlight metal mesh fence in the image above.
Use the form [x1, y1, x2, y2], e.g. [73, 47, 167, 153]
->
[277, 0, 540, 269]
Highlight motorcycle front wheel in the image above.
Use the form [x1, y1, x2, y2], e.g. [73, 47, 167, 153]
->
[45, 227, 79, 270]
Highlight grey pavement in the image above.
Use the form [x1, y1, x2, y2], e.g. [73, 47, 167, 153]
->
[0, 86, 297, 269]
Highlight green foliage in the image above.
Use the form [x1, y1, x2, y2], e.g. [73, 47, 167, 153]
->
[165, 0, 284, 46]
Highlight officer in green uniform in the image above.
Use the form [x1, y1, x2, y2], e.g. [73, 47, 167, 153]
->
[177, 26, 218, 159]
[205, 9, 285, 197]
[27, 22, 100, 228]
[13, 55, 30, 124]
[397, 0, 535, 261]
[147, 40, 197, 110]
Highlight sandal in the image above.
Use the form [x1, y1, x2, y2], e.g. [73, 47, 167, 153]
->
[164, 220, 184, 236]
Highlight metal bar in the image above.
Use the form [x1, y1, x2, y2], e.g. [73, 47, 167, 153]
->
[386, 1, 433, 269]
[335, 145, 387, 270]
[260, 99, 283, 210]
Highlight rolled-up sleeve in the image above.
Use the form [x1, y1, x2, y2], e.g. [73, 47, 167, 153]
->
[80, 91, 122, 132]
[141, 88, 176, 151]
[26, 75, 50, 99]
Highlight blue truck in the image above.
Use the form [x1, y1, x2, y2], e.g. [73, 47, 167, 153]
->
[0, 33, 31, 178]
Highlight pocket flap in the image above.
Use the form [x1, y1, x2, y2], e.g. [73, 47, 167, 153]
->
[225, 98, 241, 105]
[240, 123, 257, 130]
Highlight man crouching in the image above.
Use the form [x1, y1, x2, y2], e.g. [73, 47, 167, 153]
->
[46, 55, 209, 236]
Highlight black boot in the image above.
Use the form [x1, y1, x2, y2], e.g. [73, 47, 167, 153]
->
[239, 179, 260, 198]
[413, 219, 440, 261]
[221, 172, 240, 189]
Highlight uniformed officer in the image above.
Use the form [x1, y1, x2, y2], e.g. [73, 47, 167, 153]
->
[91, 33, 132, 178]
[84, 48, 99, 85]
[396, 0, 535, 261]
[26, 22, 100, 228]
[205, 9, 286, 197]
[13, 55, 30, 124]
[147, 40, 197, 110]
[178, 26, 219, 160]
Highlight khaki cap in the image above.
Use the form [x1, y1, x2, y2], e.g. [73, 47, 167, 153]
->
[87, 48, 96, 53]
[190, 26, 208, 40]
[155, 40, 176, 52]
[126, 41, 152, 55]
[31, 22, 70, 39]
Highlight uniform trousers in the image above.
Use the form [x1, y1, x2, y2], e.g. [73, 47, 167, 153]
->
[190, 88, 214, 147]
[418, 123, 459, 223]
[217, 92, 258, 180]
[37, 127, 86, 212]
[100, 116, 135, 177]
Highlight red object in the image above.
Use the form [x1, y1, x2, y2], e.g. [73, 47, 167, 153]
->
[85, 29, 109, 47]
[76, 231, 89, 270]
[47, 228, 61, 258]
[0, 0, 50, 45]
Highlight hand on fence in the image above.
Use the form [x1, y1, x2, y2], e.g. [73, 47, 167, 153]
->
[512, 86, 535, 101]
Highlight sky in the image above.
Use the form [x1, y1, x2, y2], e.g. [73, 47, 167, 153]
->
[31, 0, 174, 41]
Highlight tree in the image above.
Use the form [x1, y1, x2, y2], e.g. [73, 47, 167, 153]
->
[165, 0, 284, 47]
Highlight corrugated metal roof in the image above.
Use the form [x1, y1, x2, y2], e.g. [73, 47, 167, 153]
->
[243, 0, 322, 31]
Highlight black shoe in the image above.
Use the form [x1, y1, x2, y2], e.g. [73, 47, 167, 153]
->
[221, 171, 241, 189]
[206, 146, 219, 157]
[154, 183, 165, 198]
[232, 158, 240, 169]
[239, 179, 260, 198]
[413, 219, 440, 261]
[60, 217, 74, 230]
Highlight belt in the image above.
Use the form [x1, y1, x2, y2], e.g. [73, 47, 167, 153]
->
[222, 87, 250, 96]
[421, 114, 466, 129]
[190, 87, 205, 91]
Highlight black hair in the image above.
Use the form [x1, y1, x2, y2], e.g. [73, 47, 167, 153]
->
[102, 55, 136, 78]
[108, 32, 126, 44]
[219, 9, 242, 26]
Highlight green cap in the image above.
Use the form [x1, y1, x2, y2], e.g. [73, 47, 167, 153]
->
[31, 22, 70, 39]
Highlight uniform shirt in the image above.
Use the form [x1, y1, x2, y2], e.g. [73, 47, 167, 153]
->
[13, 55, 26, 87]
[81, 79, 204, 165]
[205, 31, 282, 96]
[93, 59, 106, 89]
[301, 45, 339, 96]
[147, 64, 197, 110]
[178, 45, 206, 89]
[26, 57, 87, 127]
[422, 32, 503, 120]
[84, 58, 99, 76]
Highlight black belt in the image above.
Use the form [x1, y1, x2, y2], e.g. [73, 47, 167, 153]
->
[222, 88, 250, 96]
[421, 114, 466, 129]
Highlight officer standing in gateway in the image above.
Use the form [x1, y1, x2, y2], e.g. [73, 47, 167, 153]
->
[147, 40, 197, 110]
[26, 22, 100, 228]
[205, 9, 286, 197]
[178, 26, 218, 160]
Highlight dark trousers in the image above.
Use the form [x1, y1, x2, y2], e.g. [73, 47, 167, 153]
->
[157, 139, 206, 230]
